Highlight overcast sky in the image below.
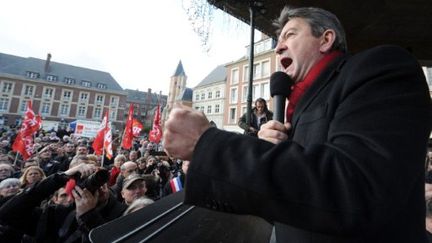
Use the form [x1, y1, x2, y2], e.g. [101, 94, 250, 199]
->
[0, 0, 256, 95]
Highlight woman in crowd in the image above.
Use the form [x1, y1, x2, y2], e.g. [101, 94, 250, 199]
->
[19, 165, 46, 189]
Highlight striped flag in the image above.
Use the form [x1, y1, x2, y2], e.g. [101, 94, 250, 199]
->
[169, 177, 183, 193]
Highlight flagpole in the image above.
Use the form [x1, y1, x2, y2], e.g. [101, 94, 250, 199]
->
[101, 146, 105, 168]
[13, 152, 19, 167]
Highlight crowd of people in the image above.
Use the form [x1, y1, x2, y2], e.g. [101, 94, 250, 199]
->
[0, 128, 189, 242]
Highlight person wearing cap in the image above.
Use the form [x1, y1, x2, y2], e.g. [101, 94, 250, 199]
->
[121, 174, 148, 206]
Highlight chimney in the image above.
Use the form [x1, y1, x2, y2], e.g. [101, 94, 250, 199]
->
[44, 53, 52, 73]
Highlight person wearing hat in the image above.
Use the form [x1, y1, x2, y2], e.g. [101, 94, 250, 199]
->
[121, 174, 148, 206]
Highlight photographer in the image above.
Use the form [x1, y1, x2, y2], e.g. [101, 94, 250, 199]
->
[0, 162, 126, 242]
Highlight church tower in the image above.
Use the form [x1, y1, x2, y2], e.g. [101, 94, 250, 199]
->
[167, 60, 187, 111]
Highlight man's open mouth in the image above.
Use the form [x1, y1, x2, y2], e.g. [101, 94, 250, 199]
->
[280, 57, 292, 70]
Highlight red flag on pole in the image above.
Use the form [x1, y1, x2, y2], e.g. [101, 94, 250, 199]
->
[121, 104, 134, 149]
[92, 111, 108, 155]
[12, 101, 40, 160]
[149, 103, 162, 143]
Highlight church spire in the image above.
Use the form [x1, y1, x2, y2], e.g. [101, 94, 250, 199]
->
[172, 60, 186, 77]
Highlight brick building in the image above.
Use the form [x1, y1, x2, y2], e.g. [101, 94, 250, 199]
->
[0, 52, 127, 130]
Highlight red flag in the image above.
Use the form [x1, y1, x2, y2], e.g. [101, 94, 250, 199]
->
[132, 119, 143, 137]
[12, 101, 40, 160]
[92, 111, 108, 155]
[149, 103, 162, 143]
[121, 104, 134, 149]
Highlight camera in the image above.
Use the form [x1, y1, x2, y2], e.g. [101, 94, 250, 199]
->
[73, 169, 109, 194]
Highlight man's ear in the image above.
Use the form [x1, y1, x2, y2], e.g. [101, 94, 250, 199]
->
[319, 29, 336, 53]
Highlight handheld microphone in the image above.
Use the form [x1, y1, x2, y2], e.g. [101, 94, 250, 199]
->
[270, 71, 294, 123]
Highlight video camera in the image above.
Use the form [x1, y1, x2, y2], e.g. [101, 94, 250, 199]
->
[73, 169, 109, 194]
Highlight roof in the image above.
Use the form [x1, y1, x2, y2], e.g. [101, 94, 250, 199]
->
[209, 0, 432, 62]
[178, 87, 193, 102]
[125, 89, 167, 104]
[194, 65, 227, 88]
[172, 60, 187, 77]
[0, 52, 124, 91]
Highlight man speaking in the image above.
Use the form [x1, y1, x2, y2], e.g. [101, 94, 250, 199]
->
[163, 6, 432, 243]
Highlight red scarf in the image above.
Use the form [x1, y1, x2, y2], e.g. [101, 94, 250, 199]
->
[286, 51, 342, 122]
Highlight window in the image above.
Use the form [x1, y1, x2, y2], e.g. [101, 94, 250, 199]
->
[231, 69, 239, 84]
[195, 93, 199, 101]
[60, 104, 69, 116]
[26, 71, 39, 79]
[262, 60, 270, 78]
[253, 63, 260, 79]
[110, 96, 119, 106]
[229, 107, 236, 124]
[46, 75, 58, 82]
[43, 88, 54, 99]
[243, 66, 249, 81]
[64, 77, 76, 85]
[1, 82, 13, 93]
[242, 86, 248, 102]
[200, 106, 204, 112]
[81, 80, 92, 87]
[63, 90, 72, 100]
[230, 88, 237, 103]
[207, 105, 212, 114]
[253, 84, 259, 101]
[96, 95, 104, 104]
[94, 107, 102, 119]
[20, 101, 27, 113]
[195, 106, 200, 110]
[110, 110, 117, 120]
[215, 104, 220, 113]
[78, 106, 86, 117]
[41, 102, 50, 114]
[96, 83, 107, 89]
[79, 92, 89, 102]
[208, 91, 212, 99]
[261, 82, 270, 99]
[215, 90, 221, 98]
[23, 85, 34, 96]
[200, 93, 205, 100]
[0, 98, 9, 111]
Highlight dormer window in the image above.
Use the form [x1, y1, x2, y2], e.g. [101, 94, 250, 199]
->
[64, 77, 76, 85]
[96, 83, 107, 89]
[46, 75, 58, 82]
[26, 71, 40, 79]
[81, 80, 92, 87]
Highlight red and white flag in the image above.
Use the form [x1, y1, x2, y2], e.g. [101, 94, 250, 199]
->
[149, 103, 162, 143]
[12, 101, 40, 160]
[104, 122, 113, 160]
[132, 119, 143, 137]
[92, 111, 112, 159]
[121, 104, 134, 149]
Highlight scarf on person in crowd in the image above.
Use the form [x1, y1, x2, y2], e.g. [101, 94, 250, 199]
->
[286, 50, 343, 122]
